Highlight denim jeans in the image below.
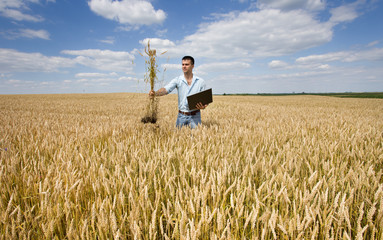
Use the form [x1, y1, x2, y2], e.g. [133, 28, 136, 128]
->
[176, 111, 201, 129]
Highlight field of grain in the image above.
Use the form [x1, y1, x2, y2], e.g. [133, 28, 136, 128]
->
[1, 93, 382, 239]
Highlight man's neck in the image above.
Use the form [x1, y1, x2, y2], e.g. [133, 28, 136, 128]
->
[184, 72, 193, 84]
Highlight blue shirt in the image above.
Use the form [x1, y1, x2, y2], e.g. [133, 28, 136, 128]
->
[164, 75, 206, 112]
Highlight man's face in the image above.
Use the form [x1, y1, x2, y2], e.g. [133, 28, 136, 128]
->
[182, 59, 194, 74]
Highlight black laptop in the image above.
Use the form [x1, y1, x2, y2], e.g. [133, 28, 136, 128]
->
[187, 88, 213, 110]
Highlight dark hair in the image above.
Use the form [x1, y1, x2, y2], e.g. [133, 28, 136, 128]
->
[182, 56, 194, 65]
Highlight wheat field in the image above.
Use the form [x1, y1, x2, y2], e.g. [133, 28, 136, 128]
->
[1, 93, 382, 239]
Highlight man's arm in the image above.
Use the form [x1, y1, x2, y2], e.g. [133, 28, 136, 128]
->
[149, 88, 167, 97]
[149, 76, 178, 97]
[196, 79, 208, 109]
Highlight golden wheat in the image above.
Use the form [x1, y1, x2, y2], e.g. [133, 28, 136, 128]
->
[0, 93, 382, 239]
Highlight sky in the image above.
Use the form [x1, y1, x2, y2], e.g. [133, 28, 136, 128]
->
[0, 0, 382, 94]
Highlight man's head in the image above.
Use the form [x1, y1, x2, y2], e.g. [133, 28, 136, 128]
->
[182, 56, 194, 74]
[182, 56, 194, 65]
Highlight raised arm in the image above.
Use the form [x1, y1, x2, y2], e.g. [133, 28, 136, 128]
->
[149, 87, 167, 97]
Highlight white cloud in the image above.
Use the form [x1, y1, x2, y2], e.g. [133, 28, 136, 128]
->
[19, 29, 50, 40]
[116, 25, 140, 32]
[100, 39, 114, 44]
[75, 72, 114, 78]
[329, 4, 358, 24]
[118, 76, 138, 82]
[161, 64, 180, 71]
[99, 37, 115, 44]
[77, 78, 88, 83]
[62, 49, 135, 73]
[268, 60, 290, 69]
[0, 48, 74, 73]
[269, 58, 334, 71]
[0, 0, 45, 22]
[88, 0, 166, 26]
[296, 48, 383, 64]
[73, 73, 137, 85]
[367, 41, 379, 47]
[160, 61, 250, 75]
[318, 64, 330, 70]
[156, 29, 168, 38]
[267, 48, 383, 73]
[196, 62, 250, 74]
[1, 28, 50, 40]
[0, 48, 138, 74]
[140, 38, 176, 49]
[1, 8, 43, 21]
[148, 9, 333, 60]
[3, 78, 61, 91]
[137, 38, 173, 64]
[8, 79, 23, 84]
[139, 2, 370, 63]
[296, 52, 347, 64]
[0, 48, 137, 76]
[256, 0, 325, 11]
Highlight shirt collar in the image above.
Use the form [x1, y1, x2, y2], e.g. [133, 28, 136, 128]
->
[182, 75, 199, 85]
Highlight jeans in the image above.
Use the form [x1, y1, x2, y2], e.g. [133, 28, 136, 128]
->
[176, 111, 201, 129]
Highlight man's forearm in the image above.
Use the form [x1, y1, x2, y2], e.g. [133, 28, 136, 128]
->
[155, 88, 167, 96]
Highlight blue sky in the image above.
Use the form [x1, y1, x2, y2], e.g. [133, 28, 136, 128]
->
[0, 0, 382, 94]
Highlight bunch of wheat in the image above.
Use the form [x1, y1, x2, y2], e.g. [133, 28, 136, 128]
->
[140, 41, 166, 124]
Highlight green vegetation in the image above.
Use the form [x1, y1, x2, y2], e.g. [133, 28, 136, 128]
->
[313, 92, 383, 99]
[222, 92, 383, 99]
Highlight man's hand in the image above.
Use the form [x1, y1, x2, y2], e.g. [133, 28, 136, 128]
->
[196, 102, 208, 110]
[149, 90, 155, 98]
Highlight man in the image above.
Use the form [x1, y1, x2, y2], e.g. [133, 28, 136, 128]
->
[149, 56, 208, 129]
